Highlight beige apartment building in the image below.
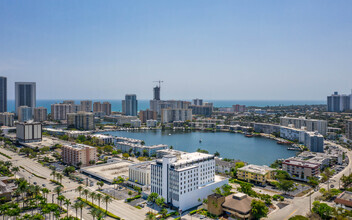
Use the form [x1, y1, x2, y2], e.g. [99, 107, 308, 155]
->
[282, 158, 320, 182]
[67, 111, 94, 130]
[33, 107, 47, 122]
[61, 144, 97, 167]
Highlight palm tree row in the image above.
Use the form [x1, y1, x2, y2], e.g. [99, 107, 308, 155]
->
[51, 170, 64, 184]
[75, 186, 113, 215]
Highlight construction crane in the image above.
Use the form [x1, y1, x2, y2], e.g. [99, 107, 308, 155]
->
[153, 80, 164, 88]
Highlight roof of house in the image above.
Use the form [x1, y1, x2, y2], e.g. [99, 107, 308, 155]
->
[222, 193, 253, 214]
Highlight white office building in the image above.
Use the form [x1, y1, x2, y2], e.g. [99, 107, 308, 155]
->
[128, 161, 152, 189]
[151, 152, 228, 211]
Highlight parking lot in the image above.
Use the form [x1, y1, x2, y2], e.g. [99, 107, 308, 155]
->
[102, 187, 137, 200]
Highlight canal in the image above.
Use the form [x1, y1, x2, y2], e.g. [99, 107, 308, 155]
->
[101, 130, 297, 166]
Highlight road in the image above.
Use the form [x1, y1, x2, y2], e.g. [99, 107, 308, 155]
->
[267, 141, 352, 220]
[0, 147, 148, 220]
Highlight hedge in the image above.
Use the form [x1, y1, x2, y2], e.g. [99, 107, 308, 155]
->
[229, 178, 254, 186]
[50, 179, 64, 187]
[20, 166, 46, 179]
[0, 151, 12, 159]
[126, 195, 141, 203]
[78, 197, 121, 220]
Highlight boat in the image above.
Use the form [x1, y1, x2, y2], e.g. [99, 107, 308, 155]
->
[199, 139, 202, 143]
[277, 141, 292, 145]
[168, 134, 171, 136]
[245, 133, 253, 138]
[287, 147, 301, 151]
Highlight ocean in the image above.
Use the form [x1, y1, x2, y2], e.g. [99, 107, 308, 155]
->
[7, 99, 325, 114]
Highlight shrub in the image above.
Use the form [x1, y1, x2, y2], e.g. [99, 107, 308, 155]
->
[126, 195, 141, 203]
[78, 197, 121, 219]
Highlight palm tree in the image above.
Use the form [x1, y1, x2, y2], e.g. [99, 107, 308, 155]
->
[88, 208, 97, 220]
[95, 193, 103, 208]
[78, 201, 86, 220]
[53, 186, 63, 204]
[155, 196, 165, 211]
[83, 189, 89, 201]
[64, 199, 71, 218]
[73, 201, 80, 219]
[57, 195, 66, 209]
[41, 188, 50, 202]
[51, 170, 57, 180]
[89, 192, 96, 205]
[75, 185, 84, 197]
[147, 192, 158, 212]
[11, 166, 19, 176]
[103, 195, 112, 213]
[97, 181, 104, 190]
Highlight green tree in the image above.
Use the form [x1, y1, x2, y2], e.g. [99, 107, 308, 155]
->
[103, 195, 112, 213]
[251, 199, 269, 219]
[64, 199, 72, 218]
[276, 179, 295, 195]
[83, 189, 90, 201]
[97, 181, 104, 190]
[147, 192, 158, 211]
[103, 145, 113, 154]
[96, 193, 103, 208]
[312, 201, 333, 219]
[214, 151, 220, 157]
[63, 166, 76, 176]
[76, 185, 84, 197]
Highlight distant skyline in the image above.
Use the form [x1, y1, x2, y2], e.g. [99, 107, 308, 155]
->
[1, 1, 352, 100]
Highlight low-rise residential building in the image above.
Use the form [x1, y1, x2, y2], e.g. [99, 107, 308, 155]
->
[131, 119, 141, 128]
[16, 122, 42, 143]
[33, 107, 47, 122]
[215, 158, 243, 174]
[146, 119, 158, 128]
[151, 151, 228, 210]
[128, 161, 152, 189]
[115, 137, 142, 145]
[280, 126, 306, 143]
[116, 142, 168, 157]
[0, 177, 17, 201]
[237, 164, 275, 185]
[67, 111, 95, 130]
[190, 122, 216, 129]
[282, 158, 320, 181]
[61, 144, 97, 167]
[253, 123, 281, 134]
[0, 112, 14, 127]
[90, 134, 114, 145]
[104, 115, 138, 126]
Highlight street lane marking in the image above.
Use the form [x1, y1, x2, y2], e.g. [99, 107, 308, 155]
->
[285, 209, 297, 220]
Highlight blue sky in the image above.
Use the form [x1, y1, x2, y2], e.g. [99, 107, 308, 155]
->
[0, 0, 351, 100]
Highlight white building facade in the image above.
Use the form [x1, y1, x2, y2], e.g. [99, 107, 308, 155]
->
[151, 152, 228, 211]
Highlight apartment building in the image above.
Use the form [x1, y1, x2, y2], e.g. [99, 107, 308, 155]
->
[282, 158, 320, 181]
[51, 103, 72, 120]
[253, 123, 281, 134]
[150, 100, 191, 116]
[237, 164, 275, 185]
[67, 111, 94, 130]
[33, 107, 47, 122]
[151, 152, 228, 210]
[131, 119, 141, 128]
[139, 109, 157, 123]
[190, 105, 213, 117]
[93, 102, 112, 116]
[122, 94, 138, 116]
[280, 126, 306, 143]
[0, 112, 14, 127]
[15, 82, 36, 114]
[305, 131, 324, 153]
[280, 116, 327, 135]
[327, 91, 352, 112]
[80, 100, 92, 112]
[61, 144, 97, 167]
[17, 106, 33, 122]
[232, 104, 246, 113]
[16, 122, 42, 143]
[146, 119, 158, 128]
[161, 109, 192, 123]
[346, 119, 352, 140]
[116, 142, 168, 156]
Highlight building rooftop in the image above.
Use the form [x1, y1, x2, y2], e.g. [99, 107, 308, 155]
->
[238, 164, 274, 175]
[282, 158, 320, 169]
[222, 193, 253, 214]
[64, 143, 95, 149]
[172, 152, 214, 166]
[129, 161, 152, 171]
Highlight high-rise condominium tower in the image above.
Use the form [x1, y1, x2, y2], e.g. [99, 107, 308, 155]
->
[15, 82, 36, 114]
[0, 77, 7, 112]
[122, 94, 138, 116]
